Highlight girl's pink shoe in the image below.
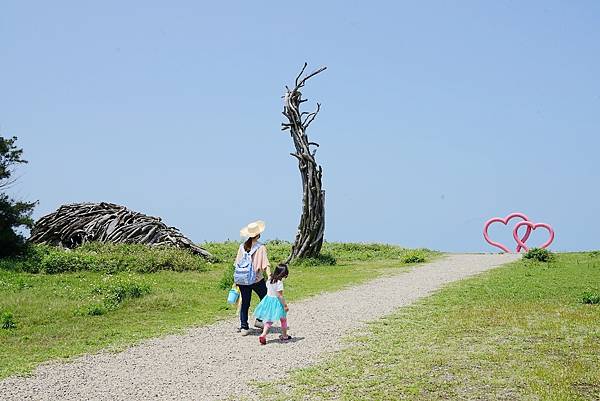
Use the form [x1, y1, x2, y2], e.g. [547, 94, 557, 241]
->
[259, 336, 267, 345]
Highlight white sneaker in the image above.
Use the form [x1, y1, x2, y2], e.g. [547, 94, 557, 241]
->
[240, 328, 251, 336]
[254, 320, 264, 329]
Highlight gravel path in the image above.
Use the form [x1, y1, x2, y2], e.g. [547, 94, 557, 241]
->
[0, 253, 519, 400]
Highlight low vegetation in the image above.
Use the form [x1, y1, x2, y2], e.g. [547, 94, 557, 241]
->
[256, 252, 600, 401]
[75, 278, 151, 316]
[0, 241, 434, 379]
[523, 247, 553, 263]
[0, 243, 209, 274]
[581, 291, 600, 305]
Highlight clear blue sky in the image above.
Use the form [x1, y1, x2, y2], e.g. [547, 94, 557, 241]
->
[2, 1, 599, 252]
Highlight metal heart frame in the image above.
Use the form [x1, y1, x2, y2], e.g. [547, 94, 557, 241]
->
[512, 221, 555, 252]
[483, 212, 532, 253]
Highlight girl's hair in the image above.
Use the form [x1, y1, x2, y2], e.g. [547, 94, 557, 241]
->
[243, 234, 260, 252]
[270, 263, 289, 284]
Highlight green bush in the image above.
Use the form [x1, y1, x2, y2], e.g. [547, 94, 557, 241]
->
[219, 263, 235, 290]
[581, 291, 600, 305]
[401, 250, 427, 264]
[0, 243, 209, 274]
[82, 304, 106, 316]
[321, 243, 407, 261]
[77, 278, 151, 316]
[1, 310, 16, 329]
[41, 251, 96, 273]
[93, 280, 151, 307]
[292, 253, 337, 267]
[205, 241, 419, 266]
[523, 248, 553, 263]
[106, 282, 150, 304]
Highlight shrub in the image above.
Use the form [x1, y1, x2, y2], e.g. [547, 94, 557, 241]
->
[77, 278, 151, 316]
[292, 253, 337, 267]
[83, 304, 106, 316]
[41, 251, 96, 273]
[1, 310, 16, 329]
[322, 243, 406, 261]
[582, 292, 600, 305]
[0, 243, 209, 274]
[205, 241, 430, 267]
[523, 248, 553, 263]
[93, 280, 151, 309]
[402, 250, 427, 264]
[219, 263, 235, 290]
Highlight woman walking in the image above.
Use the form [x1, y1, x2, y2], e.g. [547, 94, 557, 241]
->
[234, 220, 270, 335]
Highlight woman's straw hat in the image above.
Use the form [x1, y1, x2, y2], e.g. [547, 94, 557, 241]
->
[240, 220, 266, 238]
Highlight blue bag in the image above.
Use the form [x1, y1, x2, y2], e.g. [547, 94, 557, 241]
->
[233, 242, 261, 285]
[227, 286, 239, 304]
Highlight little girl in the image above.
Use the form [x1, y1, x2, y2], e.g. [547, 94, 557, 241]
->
[253, 263, 291, 345]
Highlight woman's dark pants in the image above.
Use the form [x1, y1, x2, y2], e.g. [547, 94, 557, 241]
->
[238, 279, 267, 330]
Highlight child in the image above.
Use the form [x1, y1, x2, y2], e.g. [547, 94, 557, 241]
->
[253, 263, 291, 345]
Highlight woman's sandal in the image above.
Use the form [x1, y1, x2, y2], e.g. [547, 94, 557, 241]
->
[259, 335, 267, 345]
[278, 335, 292, 342]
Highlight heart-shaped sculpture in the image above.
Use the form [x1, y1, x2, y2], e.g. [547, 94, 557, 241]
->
[483, 212, 532, 253]
[513, 221, 554, 252]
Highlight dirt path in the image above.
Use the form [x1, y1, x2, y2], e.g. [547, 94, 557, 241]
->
[0, 253, 520, 400]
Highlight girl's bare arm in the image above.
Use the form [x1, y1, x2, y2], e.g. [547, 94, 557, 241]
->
[277, 290, 288, 311]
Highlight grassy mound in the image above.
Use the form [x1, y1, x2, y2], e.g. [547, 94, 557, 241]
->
[0, 243, 210, 274]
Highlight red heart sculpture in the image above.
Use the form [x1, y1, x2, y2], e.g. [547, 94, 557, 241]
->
[483, 212, 532, 253]
[513, 221, 554, 252]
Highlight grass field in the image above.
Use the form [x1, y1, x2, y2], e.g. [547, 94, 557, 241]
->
[0, 242, 432, 379]
[256, 252, 600, 401]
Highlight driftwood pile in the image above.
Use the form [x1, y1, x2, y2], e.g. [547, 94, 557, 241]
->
[282, 63, 327, 261]
[29, 202, 213, 259]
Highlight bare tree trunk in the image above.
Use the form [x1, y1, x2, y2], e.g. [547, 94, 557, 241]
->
[282, 63, 327, 262]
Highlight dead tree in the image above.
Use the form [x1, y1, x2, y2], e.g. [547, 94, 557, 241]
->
[282, 63, 327, 262]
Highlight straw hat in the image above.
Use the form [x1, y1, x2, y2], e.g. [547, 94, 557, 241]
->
[240, 220, 266, 238]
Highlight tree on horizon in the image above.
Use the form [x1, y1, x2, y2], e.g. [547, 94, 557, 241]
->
[0, 135, 37, 257]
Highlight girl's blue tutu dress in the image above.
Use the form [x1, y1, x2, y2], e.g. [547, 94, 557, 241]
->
[254, 280, 287, 322]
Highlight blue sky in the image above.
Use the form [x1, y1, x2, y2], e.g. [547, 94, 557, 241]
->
[2, 1, 599, 252]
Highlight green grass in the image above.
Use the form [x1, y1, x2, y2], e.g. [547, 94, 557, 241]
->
[0, 241, 434, 379]
[0, 242, 211, 274]
[256, 252, 600, 401]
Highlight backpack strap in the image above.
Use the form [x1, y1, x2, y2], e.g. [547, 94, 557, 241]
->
[239, 242, 262, 255]
[249, 242, 262, 256]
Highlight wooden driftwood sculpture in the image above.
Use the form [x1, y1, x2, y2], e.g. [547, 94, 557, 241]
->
[29, 202, 213, 259]
[282, 63, 327, 261]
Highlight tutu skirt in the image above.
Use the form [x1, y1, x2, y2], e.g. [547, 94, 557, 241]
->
[254, 295, 286, 322]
